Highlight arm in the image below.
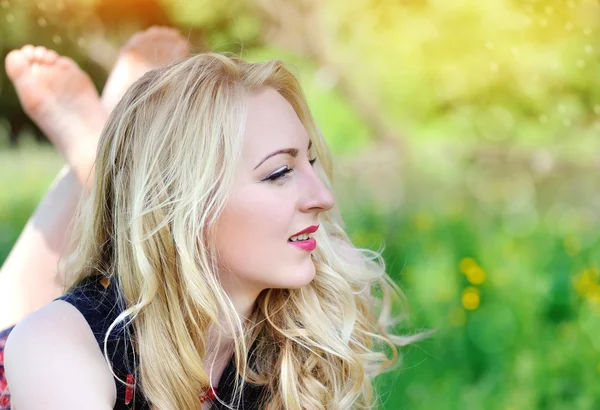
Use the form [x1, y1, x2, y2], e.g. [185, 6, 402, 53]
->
[4, 300, 116, 409]
[0, 165, 84, 329]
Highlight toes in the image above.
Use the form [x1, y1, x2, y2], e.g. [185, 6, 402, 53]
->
[5, 48, 30, 81]
[5, 45, 71, 82]
[21, 45, 35, 55]
[42, 49, 59, 64]
[31, 46, 59, 65]
[33, 46, 47, 62]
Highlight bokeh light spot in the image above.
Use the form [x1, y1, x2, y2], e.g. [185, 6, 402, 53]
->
[462, 287, 480, 310]
[468, 268, 486, 285]
[573, 268, 600, 301]
[460, 258, 476, 273]
[460, 257, 487, 285]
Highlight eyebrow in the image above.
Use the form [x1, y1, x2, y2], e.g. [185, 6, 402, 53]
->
[254, 140, 313, 170]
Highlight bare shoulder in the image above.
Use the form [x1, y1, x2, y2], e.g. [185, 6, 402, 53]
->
[4, 300, 116, 410]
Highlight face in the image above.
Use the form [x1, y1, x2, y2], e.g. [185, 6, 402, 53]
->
[214, 88, 335, 309]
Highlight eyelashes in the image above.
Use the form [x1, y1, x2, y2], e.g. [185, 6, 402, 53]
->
[265, 158, 317, 182]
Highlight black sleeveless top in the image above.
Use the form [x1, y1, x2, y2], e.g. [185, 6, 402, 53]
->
[53, 274, 268, 410]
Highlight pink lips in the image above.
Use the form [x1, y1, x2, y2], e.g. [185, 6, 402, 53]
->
[289, 238, 317, 251]
[290, 224, 319, 237]
[288, 224, 319, 251]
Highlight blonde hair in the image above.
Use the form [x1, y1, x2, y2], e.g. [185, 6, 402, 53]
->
[65, 52, 428, 409]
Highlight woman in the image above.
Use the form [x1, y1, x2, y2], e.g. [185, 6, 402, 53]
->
[3, 49, 424, 409]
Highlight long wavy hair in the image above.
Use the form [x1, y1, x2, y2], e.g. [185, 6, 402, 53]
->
[64, 52, 428, 409]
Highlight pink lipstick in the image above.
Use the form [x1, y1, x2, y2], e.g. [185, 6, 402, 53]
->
[290, 225, 319, 237]
[288, 224, 319, 251]
[289, 238, 317, 251]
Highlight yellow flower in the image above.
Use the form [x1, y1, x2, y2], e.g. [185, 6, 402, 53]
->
[462, 287, 481, 310]
[573, 268, 600, 298]
[460, 257, 477, 273]
[460, 257, 486, 285]
[587, 284, 600, 304]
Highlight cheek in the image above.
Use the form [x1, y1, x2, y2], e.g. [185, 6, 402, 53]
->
[215, 190, 292, 275]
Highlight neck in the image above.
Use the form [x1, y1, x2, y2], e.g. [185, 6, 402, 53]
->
[203, 278, 262, 386]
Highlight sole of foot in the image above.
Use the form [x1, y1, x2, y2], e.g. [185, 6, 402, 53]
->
[101, 26, 190, 112]
[5, 45, 106, 183]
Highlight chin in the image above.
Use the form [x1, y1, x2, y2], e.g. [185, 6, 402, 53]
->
[286, 265, 317, 289]
[268, 265, 316, 290]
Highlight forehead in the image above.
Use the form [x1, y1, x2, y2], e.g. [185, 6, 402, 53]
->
[241, 88, 309, 162]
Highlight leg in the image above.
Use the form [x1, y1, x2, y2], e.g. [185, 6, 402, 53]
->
[0, 46, 105, 329]
[101, 26, 189, 111]
[0, 28, 189, 329]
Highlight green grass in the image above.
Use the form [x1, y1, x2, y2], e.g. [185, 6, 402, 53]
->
[338, 160, 600, 409]
[0, 147, 62, 262]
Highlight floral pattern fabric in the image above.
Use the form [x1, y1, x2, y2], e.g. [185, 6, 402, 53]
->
[0, 326, 14, 410]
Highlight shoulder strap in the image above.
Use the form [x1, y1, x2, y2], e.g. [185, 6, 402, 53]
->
[57, 275, 147, 409]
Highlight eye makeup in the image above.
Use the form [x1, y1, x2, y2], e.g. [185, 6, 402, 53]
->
[263, 157, 317, 182]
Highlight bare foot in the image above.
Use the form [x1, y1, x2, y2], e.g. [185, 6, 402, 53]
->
[5, 46, 106, 185]
[101, 26, 190, 112]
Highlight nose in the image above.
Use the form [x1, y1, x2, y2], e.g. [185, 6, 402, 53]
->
[300, 166, 335, 213]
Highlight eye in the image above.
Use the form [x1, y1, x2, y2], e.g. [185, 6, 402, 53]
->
[264, 166, 294, 182]
[263, 158, 317, 183]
